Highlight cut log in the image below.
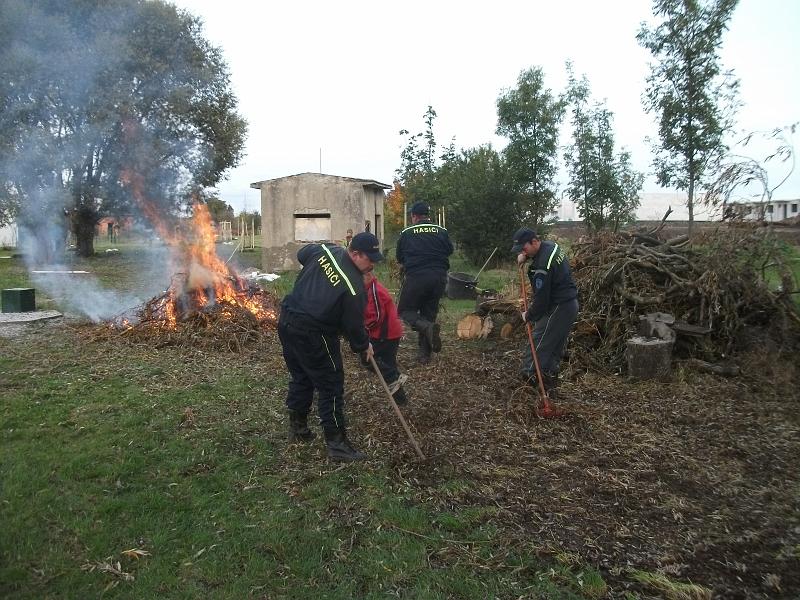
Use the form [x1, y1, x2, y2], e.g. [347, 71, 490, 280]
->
[626, 336, 673, 380]
[457, 314, 484, 339]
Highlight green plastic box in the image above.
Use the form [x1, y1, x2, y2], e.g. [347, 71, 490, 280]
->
[1, 288, 36, 313]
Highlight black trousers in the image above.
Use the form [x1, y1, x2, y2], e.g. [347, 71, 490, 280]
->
[370, 338, 400, 384]
[397, 269, 447, 331]
[278, 313, 346, 430]
[522, 297, 579, 377]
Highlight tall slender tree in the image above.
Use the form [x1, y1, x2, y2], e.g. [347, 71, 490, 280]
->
[564, 66, 642, 231]
[496, 67, 565, 226]
[638, 0, 739, 234]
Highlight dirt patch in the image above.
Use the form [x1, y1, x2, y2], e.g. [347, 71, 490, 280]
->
[341, 335, 800, 599]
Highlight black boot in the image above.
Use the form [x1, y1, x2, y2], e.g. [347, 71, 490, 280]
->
[417, 332, 432, 365]
[520, 370, 537, 387]
[418, 320, 442, 353]
[324, 427, 367, 462]
[392, 386, 408, 406]
[542, 372, 559, 401]
[287, 409, 316, 443]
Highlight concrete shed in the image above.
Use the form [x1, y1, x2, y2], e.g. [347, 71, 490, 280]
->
[250, 172, 391, 271]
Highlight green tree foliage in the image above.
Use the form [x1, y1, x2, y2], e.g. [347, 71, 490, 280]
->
[496, 67, 565, 226]
[440, 146, 518, 265]
[237, 210, 262, 232]
[206, 198, 235, 224]
[396, 106, 447, 213]
[638, 0, 739, 233]
[563, 66, 642, 231]
[0, 0, 247, 260]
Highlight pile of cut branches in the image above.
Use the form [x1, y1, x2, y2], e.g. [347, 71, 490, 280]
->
[89, 288, 280, 352]
[569, 224, 800, 372]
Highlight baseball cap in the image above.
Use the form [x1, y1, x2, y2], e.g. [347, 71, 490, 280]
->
[511, 227, 537, 253]
[409, 201, 430, 216]
[349, 232, 384, 262]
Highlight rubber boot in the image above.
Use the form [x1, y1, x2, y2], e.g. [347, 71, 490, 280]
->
[287, 409, 316, 443]
[392, 386, 408, 406]
[417, 319, 442, 353]
[417, 332, 432, 365]
[520, 370, 537, 388]
[324, 427, 367, 462]
[542, 372, 559, 402]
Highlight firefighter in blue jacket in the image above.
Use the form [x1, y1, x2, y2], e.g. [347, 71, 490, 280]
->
[278, 232, 382, 462]
[396, 201, 454, 364]
[512, 227, 579, 398]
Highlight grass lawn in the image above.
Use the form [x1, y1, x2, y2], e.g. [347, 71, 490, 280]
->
[2, 238, 798, 599]
[0, 244, 593, 600]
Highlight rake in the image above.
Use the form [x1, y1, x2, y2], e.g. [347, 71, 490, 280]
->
[518, 266, 565, 419]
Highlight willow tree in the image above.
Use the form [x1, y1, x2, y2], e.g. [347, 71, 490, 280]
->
[638, 0, 739, 234]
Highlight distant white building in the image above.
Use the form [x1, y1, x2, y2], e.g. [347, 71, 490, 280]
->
[729, 199, 799, 222]
[0, 221, 17, 248]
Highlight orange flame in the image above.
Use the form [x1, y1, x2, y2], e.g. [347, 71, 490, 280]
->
[121, 170, 276, 329]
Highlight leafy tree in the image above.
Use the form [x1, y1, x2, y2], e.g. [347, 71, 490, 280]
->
[206, 198, 235, 224]
[384, 181, 407, 240]
[396, 105, 445, 214]
[638, 0, 739, 234]
[237, 210, 261, 233]
[440, 146, 518, 265]
[496, 67, 565, 226]
[0, 0, 247, 260]
[564, 66, 642, 231]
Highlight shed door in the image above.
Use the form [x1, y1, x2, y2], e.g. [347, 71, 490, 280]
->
[294, 213, 331, 242]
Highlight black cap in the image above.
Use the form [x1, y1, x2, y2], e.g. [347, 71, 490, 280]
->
[409, 201, 430, 216]
[511, 227, 537, 253]
[349, 232, 384, 262]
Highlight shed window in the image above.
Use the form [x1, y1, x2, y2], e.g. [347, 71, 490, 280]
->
[294, 213, 331, 242]
[792, 203, 798, 213]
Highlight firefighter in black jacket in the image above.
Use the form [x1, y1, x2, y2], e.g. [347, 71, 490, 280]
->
[278, 232, 383, 462]
[396, 201, 454, 364]
[512, 227, 579, 398]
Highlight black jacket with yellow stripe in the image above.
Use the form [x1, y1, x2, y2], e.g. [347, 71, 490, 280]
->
[526, 241, 578, 323]
[281, 243, 369, 353]
[396, 220, 453, 274]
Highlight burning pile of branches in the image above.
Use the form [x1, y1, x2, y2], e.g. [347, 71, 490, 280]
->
[569, 224, 800, 372]
[114, 274, 280, 352]
[91, 201, 280, 351]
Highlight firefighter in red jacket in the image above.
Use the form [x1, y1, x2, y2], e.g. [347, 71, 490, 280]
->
[363, 271, 409, 405]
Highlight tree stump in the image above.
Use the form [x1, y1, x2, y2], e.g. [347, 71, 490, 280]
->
[626, 336, 673, 380]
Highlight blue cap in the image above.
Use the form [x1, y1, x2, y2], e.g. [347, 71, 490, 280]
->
[409, 201, 430, 216]
[511, 227, 537, 253]
[350, 232, 384, 262]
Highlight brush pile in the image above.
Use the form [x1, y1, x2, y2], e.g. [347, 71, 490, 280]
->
[568, 224, 800, 372]
[91, 285, 280, 352]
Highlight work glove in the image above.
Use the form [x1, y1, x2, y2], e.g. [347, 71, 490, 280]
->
[520, 311, 529, 323]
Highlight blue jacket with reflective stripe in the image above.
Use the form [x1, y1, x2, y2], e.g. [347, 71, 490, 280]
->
[526, 241, 578, 323]
[281, 243, 369, 353]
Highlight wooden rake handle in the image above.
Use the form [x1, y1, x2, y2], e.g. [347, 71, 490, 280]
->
[369, 355, 426, 460]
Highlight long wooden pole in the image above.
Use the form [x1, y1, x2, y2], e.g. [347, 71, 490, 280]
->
[474, 247, 498, 283]
[369, 356, 425, 459]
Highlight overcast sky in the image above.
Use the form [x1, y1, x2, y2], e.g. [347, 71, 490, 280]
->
[170, 0, 799, 220]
